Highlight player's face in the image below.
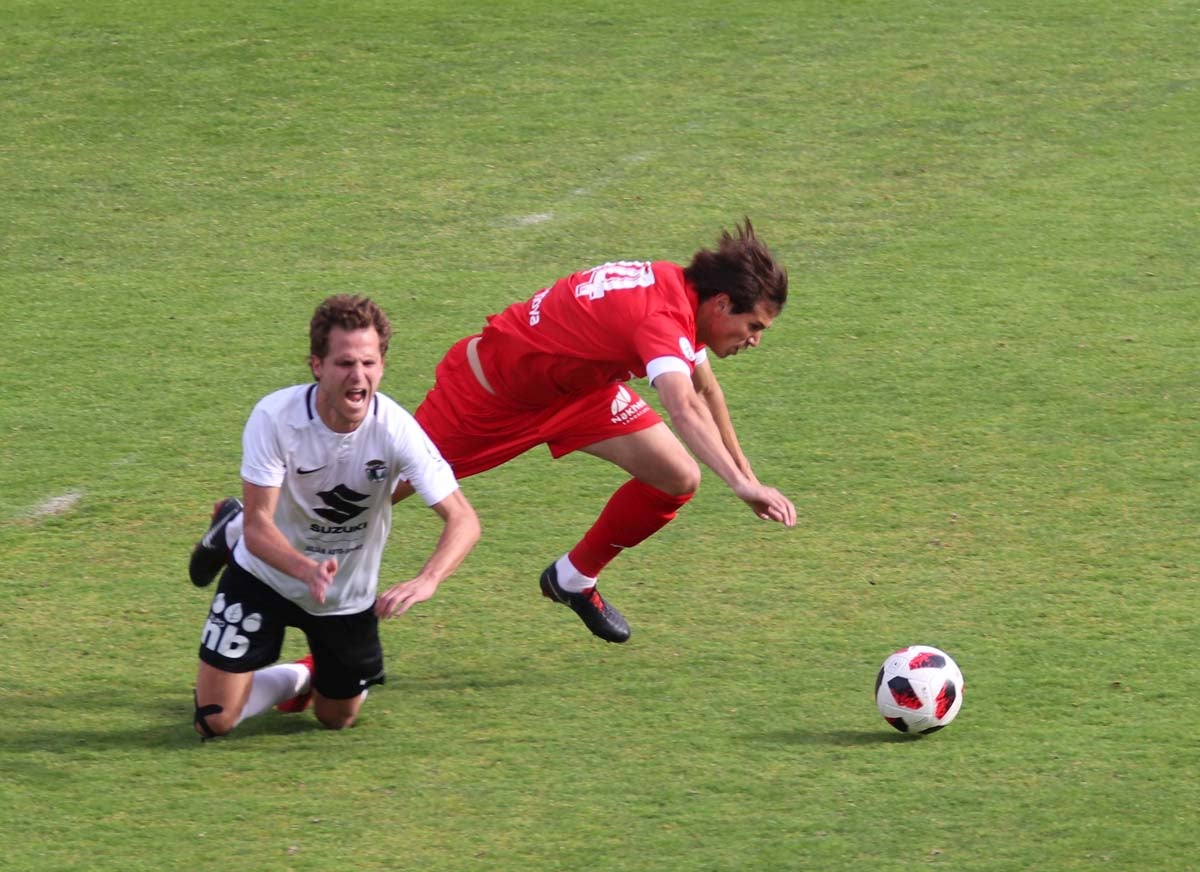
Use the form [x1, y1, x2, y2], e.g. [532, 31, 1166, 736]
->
[701, 296, 777, 358]
[310, 326, 385, 432]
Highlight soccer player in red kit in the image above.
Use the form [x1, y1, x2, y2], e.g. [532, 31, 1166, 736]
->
[411, 218, 795, 641]
[191, 219, 796, 643]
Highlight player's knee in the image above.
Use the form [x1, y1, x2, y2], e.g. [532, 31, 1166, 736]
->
[194, 717, 235, 738]
[659, 460, 701, 497]
[194, 700, 237, 738]
[316, 711, 357, 731]
[313, 695, 362, 731]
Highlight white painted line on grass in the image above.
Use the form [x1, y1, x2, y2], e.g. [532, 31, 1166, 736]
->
[512, 211, 555, 226]
[31, 489, 84, 519]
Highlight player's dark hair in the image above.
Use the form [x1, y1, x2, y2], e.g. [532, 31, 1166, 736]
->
[683, 218, 787, 314]
[309, 295, 393, 360]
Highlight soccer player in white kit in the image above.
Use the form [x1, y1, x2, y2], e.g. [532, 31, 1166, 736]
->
[192, 295, 479, 739]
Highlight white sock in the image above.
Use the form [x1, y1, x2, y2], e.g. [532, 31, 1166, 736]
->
[226, 511, 244, 550]
[236, 662, 311, 724]
[554, 554, 597, 593]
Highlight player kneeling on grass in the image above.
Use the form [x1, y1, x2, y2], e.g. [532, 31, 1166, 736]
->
[191, 294, 479, 739]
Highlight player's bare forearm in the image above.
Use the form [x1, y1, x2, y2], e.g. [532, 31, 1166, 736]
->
[242, 482, 337, 601]
[242, 483, 324, 580]
[692, 363, 754, 480]
[658, 373, 754, 493]
[660, 372, 796, 527]
[376, 489, 480, 618]
[691, 362, 756, 475]
[419, 489, 481, 584]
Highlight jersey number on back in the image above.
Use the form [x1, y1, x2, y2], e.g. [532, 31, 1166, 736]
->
[574, 261, 655, 301]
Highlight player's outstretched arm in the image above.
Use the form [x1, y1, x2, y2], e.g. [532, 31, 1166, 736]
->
[375, 488, 481, 618]
[655, 371, 796, 527]
[691, 359, 758, 485]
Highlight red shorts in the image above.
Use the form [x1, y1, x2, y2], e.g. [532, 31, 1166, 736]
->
[414, 336, 661, 479]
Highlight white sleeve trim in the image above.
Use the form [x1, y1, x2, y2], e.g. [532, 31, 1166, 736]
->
[646, 355, 693, 385]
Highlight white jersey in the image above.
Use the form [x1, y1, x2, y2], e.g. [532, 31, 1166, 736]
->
[231, 384, 458, 616]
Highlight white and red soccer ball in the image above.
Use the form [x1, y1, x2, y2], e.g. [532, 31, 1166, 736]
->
[875, 645, 964, 735]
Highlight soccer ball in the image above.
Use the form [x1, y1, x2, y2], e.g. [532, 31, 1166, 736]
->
[875, 645, 964, 735]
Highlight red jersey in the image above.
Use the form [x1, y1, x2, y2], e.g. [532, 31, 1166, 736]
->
[478, 260, 704, 408]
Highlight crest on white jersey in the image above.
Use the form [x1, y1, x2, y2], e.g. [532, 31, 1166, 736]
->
[366, 459, 388, 482]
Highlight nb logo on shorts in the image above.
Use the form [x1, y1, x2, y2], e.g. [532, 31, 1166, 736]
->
[201, 593, 262, 660]
[610, 385, 648, 424]
[200, 592, 261, 662]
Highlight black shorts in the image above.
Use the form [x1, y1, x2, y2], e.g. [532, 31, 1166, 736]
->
[197, 560, 385, 700]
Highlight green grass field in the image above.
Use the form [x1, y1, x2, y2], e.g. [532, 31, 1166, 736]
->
[2, 1, 1197, 869]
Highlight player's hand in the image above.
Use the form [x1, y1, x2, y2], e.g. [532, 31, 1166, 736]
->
[304, 557, 338, 604]
[735, 482, 797, 527]
[375, 576, 440, 619]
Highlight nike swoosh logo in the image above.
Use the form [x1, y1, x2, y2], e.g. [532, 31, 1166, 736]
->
[297, 466, 327, 475]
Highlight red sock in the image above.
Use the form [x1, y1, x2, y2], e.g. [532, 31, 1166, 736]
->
[568, 479, 694, 578]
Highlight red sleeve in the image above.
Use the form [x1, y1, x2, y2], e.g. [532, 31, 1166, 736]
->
[628, 262, 699, 371]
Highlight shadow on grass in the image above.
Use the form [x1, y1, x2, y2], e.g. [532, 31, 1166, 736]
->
[1, 668, 530, 754]
[0, 706, 323, 756]
[746, 729, 924, 746]
[382, 672, 527, 693]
